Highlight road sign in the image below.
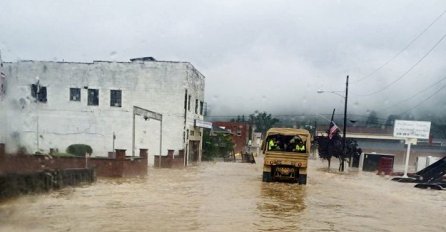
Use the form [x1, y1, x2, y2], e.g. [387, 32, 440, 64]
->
[393, 120, 431, 139]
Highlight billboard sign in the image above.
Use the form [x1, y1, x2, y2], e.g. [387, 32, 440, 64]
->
[393, 120, 431, 139]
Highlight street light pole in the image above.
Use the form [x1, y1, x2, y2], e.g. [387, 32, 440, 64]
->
[317, 75, 349, 171]
[342, 75, 349, 171]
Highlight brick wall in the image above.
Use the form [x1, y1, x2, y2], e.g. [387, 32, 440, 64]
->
[154, 149, 185, 168]
[0, 144, 148, 177]
[213, 122, 250, 153]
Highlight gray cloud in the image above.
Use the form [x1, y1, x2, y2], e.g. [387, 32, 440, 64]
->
[1, 0, 446, 118]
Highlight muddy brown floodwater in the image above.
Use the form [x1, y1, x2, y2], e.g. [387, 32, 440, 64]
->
[1, 157, 445, 232]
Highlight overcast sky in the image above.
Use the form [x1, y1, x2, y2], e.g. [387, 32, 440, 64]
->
[1, 0, 446, 120]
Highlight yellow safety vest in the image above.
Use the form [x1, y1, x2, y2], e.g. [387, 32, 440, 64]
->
[268, 140, 275, 150]
[296, 144, 305, 151]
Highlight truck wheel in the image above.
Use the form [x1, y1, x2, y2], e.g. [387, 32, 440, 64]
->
[262, 172, 272, 182]
[298, 174, 307, 185]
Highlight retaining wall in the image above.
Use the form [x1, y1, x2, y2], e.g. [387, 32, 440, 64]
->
[0, 144, 148, 177]
[154, 149, 185, 168]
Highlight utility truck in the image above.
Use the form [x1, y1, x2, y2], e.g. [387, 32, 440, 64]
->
[262, 128, 311, 184]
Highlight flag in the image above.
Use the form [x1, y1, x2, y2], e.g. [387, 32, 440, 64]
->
[328, 121, 339, 140]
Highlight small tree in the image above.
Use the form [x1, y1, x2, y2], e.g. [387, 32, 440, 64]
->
[66, 144, 93, 156]
[202, 130, 234, 161]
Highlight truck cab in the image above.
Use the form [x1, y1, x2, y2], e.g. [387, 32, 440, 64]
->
[262, 128, 311, 185]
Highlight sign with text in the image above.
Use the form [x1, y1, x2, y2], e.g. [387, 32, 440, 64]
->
[195, 119, 212, 129]
[393, 120, 431, 139]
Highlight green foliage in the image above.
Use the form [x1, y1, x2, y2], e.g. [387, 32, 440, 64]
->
[66, 144, 93, 157]
[202, 130, 234, 161]
[249, 111, 279, 134]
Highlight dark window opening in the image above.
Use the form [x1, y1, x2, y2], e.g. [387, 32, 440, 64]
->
[188, 95, 191, 111]
[70, 88, 81, 101]
[200, 101, 204, 115]
[31, 84, 47, 103]
[184, 90, 188, 110]
[110, 89, 122, 107]
[195, 99, 198, 114]
[88, 89, 99, 106]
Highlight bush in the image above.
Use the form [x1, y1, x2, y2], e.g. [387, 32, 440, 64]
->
[66, 144, 93, 156]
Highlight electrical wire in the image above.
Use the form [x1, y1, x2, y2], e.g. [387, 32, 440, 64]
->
[352, 9, 446, 84]
[380, 75, 446, 111]
[398, 84, 446, 115]
[355, 31, 446, 97]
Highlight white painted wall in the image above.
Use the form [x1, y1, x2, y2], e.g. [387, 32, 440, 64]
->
[1, 59, 205, 165]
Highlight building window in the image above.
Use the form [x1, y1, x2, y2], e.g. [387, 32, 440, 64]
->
[184, 90, 188, 110]
[110, 90, 122, 107]
[237, 129, 242, 136]
[188, 95, 191, 111]
[200, 101, 204, 115]
[190, 130, 195, 136]
[70, 88, 80, 101]
[88, 89, 99, 106]
[195, 99, 198, 114]
[31, 84, 47, 103]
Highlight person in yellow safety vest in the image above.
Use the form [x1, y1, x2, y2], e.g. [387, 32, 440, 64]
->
[268, 138, 277, 151]
[296, 141, 306, 152]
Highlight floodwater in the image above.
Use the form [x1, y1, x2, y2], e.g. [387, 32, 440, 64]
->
[1, 158, 445, 232]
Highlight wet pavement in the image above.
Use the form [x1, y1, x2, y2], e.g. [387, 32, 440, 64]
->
[1, 157, 445, 232]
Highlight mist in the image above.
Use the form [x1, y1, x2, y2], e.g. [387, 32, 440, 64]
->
[1, 0, 446, 119]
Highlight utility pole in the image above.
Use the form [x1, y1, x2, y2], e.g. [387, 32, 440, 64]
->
[35, 76, 40, 153]
[342, 75, 349, 171]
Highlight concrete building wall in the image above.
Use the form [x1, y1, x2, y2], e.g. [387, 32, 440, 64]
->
[1, 59, 205, 166]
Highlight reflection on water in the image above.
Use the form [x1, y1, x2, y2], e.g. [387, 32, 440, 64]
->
[0, 159, 445, 232]
[256, 183, 306, 231]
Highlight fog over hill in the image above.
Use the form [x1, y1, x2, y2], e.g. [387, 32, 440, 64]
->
[1, 0, 446, 119]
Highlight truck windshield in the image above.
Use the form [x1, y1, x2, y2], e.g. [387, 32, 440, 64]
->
[266, 135, 307, 153]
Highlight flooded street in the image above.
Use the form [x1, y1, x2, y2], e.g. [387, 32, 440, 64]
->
[1, 158, 445, 232]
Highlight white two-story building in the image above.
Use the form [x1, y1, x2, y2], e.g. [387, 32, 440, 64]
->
[0, 57, 207, 166]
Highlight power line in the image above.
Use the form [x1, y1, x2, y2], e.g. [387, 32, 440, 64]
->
[352, 9, 446, 84]
[380, 75, 446, 111]
[355, 31, 446, 97]
[398, 84, 446, 115]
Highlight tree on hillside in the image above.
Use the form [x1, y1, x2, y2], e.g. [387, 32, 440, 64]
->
[385, 114, 399, 127]
[230, 115, 247, 122]
[248, 111, 279, 135]
[366, 111, 379, 127]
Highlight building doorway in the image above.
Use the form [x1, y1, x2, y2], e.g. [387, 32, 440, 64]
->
[189, 140, 200, 163]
